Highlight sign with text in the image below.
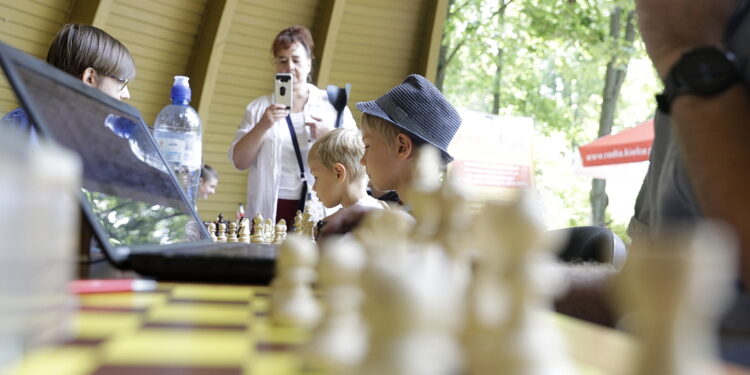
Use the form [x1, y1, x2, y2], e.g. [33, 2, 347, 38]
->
[448, 110, 534, 202]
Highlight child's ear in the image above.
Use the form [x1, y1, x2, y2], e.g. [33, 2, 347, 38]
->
[81, 67, 97, 87]
[333, 163, 347, 182]
[395, 133, 414, 160]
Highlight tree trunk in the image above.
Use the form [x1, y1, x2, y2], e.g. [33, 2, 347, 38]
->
[435, 0, 456, 91]
[492, 47, 503, 114]
[436, 39, 449, 91]
[590, 7, 635, 227]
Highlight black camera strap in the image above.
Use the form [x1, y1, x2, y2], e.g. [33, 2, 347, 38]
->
[285, 115, 308, 212]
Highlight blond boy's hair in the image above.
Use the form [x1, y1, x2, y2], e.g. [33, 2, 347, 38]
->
[309, 128, 367, 181]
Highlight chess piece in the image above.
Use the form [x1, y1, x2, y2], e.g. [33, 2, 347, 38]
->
[404, 146, 442, 243]
[264, 218, 274, 244]
[293, 210, 303, 233]
[615, 222, 737, 375]
[238, 217, 251, 243]
[353, 209, 415, 259]
[251, 213, 264, 243]
[273, 219, 287, 245]
[464, 190, 573, 375]
[436, 174, 473, 260]
[270, 235, 321, 329]
[227, 221, 238, 243]
[357, 238, 463, 375]
[207, 222, 217, 242]
[216, 221, 227, 243]
[302, 207, 314, 240]
[304, 236, 368, 373]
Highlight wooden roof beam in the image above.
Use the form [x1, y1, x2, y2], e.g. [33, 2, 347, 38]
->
[420, 0, 449, 82]
[188, 0, 238, 120]
[68, 0, 114, 27]
[313, 0, 347, 87]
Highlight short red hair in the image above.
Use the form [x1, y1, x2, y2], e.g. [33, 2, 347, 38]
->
[271, 25, 315, 59]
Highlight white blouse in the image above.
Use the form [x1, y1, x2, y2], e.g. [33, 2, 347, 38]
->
[228, 83, 356, 222]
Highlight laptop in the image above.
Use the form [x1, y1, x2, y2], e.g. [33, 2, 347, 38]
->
[0, 41, 276, 284]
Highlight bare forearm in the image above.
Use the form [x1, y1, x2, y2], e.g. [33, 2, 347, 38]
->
[232, 125, 268, 170]
[671, 85, 750, 289]
[233, 104, 287, 170]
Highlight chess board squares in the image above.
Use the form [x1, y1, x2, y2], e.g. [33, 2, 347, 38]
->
[99, 329, 250, 368]
[168, 285, 256, 303]
[78, 292, 169, 311]
[145, 302, 251, 328]
[0, 346, 98, 375]
[74, 312, 144, 341]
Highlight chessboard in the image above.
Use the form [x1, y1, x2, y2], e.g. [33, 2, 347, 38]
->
[2, 283, 314, 375]
[2, 282, 749, 375]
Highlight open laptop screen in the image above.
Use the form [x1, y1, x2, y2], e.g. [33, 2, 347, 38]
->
[12, 63, 207, 246]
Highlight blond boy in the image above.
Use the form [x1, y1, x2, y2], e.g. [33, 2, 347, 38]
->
[308, 128, 388, 212]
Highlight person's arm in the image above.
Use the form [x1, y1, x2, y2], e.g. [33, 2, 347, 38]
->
[231, 103, 289, 170]
[554, 263, 618, 327]
[636, 0, 750, 289]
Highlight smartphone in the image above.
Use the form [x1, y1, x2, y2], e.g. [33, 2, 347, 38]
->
[274, 73, 293, 109]
[726, 0, 750, 83]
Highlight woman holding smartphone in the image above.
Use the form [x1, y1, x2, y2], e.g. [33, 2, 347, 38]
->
[229, 25, 356, 227]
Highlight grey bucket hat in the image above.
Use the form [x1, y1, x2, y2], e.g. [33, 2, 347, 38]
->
[356, 74, 462, 163]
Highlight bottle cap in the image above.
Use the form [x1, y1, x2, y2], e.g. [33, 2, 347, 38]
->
[171, 75, 191, 104]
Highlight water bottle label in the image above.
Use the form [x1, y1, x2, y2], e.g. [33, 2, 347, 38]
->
[154, 134, 186, 164]
[154, 132, 201, 169]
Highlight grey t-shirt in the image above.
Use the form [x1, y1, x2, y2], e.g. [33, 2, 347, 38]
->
[627, 111, 750, 365]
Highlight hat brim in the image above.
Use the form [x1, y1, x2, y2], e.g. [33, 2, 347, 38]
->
[356, 100, 454, 163]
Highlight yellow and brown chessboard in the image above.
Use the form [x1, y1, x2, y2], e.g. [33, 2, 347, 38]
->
[2, 283, 319, 375]
[4, 283, 750, 375]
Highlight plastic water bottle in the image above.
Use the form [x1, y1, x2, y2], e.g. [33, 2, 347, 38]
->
[153, 76, 202, 206]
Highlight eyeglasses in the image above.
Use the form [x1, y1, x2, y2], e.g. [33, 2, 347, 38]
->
[107, 75, 130, 92]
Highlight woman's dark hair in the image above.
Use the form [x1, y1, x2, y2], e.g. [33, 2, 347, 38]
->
[271, 25, 315, 60]
[46, 24, 136, 81]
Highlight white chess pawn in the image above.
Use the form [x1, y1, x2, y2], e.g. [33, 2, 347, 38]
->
[273, 219, 287, 245]
[216, 222, 227, 243]
[207, 222, 217, 242]
[304, 236, 368, 373]
[227, 221, 238, 243]
[270, 235, 321, 329]
[251, 213, 264, 243]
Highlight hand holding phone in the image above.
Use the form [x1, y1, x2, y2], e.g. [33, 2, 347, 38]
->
[274, 73, 293, 109]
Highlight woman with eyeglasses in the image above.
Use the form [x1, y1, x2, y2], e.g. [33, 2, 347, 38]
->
[229, 25, 356, 227]
[1, 24, 135, 141]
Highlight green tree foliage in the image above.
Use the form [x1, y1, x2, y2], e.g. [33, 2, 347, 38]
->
[85, 190, 192, 246]
[441, 0, 658, 229]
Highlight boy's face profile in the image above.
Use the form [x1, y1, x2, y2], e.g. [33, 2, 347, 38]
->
[310, 157, 342, 208]
[360, 126, 402, 192]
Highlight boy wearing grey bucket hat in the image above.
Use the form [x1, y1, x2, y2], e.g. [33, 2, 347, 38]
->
[356, 74, 462, 194]
[317, 74, 462, 239]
